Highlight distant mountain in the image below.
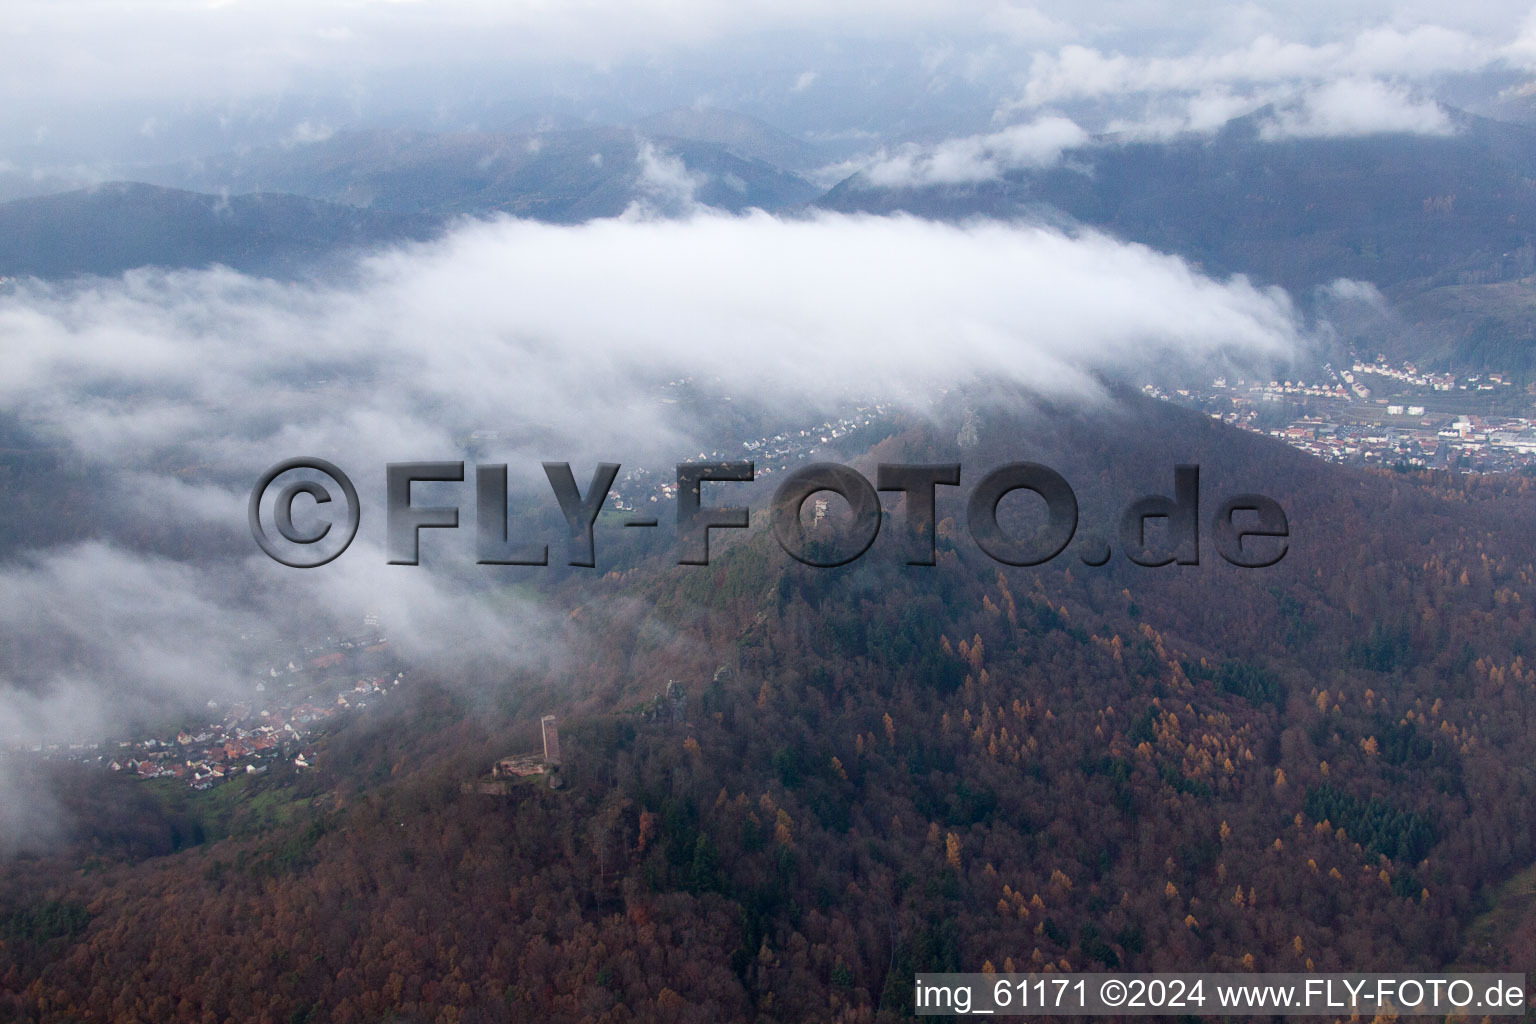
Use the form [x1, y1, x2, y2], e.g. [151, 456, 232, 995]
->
[0, 182, 433, 279]
[0, 120, 825, 280]
[634, 107, 826, 172]
[145, 125, 822, 221]
[1472, 85, 1536, 129]
[822, 109, 1536, 295]
[820, 108, 1536, 370]
[0, 169, 102, 205]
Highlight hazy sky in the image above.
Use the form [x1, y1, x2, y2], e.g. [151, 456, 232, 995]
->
[2, 0, 1535, 165]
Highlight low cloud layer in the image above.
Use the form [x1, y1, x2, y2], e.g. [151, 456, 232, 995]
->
[1, 2, 1526, 104]
[1016, 27, 1492, 110]
[1, 210, 1305, 704]
[827, 20, 1482, 189]
[0, 206, 1315, 844]
[993, 23, 1484, 146]
[2, 3, 1533, 180]
[2, 211, 1307, 475]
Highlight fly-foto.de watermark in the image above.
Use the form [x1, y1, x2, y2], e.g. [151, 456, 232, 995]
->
[248, 459, 1289, 570]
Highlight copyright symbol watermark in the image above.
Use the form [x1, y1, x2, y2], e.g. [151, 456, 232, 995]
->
[248, 456, 1289, 569]
[248, 457, 360, 568]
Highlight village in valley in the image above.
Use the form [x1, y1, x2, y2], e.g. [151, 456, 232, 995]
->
[16, 630, 402, 791]
[1153, 356, 1536, 472]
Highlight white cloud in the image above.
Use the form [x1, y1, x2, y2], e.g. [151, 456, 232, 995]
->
[0, 544, 265, 734]
[1102, 89, 1269, 141]
[858, 116, 1089, 187]
[1001, 22, 1484, 141]
[0, 211, 1304, 471]
[1259, 79, 1453, 139]
[1096, 77, 1456, 143]
[982, 3, 1074, 44]
[1320, 278, 1388, 305]
[285, 120, 335, 146]
[1505, 7, 1536, 68]
[1016, 26, 1491, 109]
[0, 2, 1523, 130]
[631, 141, 708, 214]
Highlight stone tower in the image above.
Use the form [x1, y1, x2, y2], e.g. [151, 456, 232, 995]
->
[541, 715, 561, 765]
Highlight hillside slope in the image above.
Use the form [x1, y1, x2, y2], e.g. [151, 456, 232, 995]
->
[4, 395, 1536, 1022]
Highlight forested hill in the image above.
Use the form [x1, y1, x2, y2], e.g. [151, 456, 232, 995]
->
[5, 393, 1536, 1022]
